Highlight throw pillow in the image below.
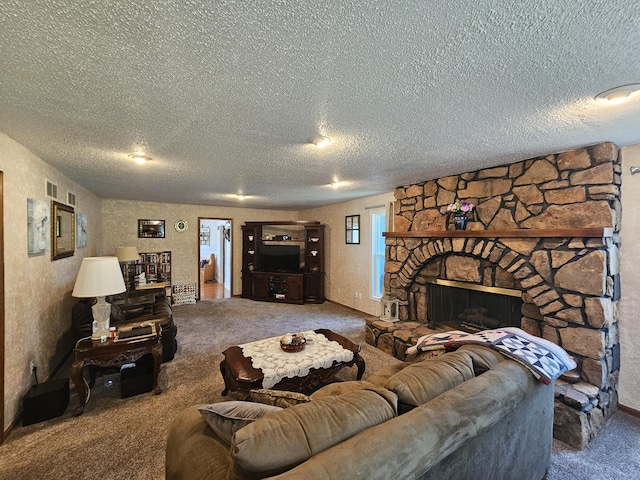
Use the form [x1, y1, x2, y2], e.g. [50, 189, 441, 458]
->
[198, 401, 282, 446]
[247, 389, 311, 408]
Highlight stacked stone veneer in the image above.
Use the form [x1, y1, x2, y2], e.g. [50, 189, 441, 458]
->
[373, 142, 621, 450]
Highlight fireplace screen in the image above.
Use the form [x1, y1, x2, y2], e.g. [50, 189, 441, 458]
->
[427, 280, 522, 332]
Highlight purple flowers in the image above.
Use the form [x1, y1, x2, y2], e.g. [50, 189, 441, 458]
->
[446, 201, 474, 213]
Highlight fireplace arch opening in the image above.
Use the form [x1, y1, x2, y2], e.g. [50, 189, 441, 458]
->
[406, 252, 540, 333]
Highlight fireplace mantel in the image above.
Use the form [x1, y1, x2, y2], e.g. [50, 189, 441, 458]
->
[383, 227, 613, 239]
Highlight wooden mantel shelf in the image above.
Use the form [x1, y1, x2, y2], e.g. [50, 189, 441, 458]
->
[383, 227, 613, 239]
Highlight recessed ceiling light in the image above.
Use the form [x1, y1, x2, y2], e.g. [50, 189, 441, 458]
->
[595, 84, 640, 104]
[128, 154, 151, 165]
[307, 135, 330, 148]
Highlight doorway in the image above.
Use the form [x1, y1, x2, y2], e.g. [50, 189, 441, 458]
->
[198, 217, 232, 300]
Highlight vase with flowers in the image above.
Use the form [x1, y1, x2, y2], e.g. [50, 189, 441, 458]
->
[446, 201, 474, 230]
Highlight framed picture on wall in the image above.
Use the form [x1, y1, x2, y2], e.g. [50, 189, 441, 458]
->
[345, 214, 360, 244]
[138, 219, 165, 238]
[76, 213, 87, 248]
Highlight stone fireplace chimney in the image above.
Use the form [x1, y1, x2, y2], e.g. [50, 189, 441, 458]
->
[372, 142, 620, 450]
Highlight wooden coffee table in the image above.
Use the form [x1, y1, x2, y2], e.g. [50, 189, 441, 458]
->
[70, 324, 163, 415]
[220, 329, 365, 398]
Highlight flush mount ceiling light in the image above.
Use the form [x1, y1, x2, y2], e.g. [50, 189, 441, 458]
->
[128, 154, 151, 165]
[307, 135, 330, 148]
[595, 84, 640, 105]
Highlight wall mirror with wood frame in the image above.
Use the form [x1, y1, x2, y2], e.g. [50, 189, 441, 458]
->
[51, 201, 75, 260]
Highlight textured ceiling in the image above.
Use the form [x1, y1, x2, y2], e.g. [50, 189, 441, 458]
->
[1, 0, 639, 209]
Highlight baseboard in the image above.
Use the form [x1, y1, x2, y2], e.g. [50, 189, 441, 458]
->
[325, 299, 376, 318]
[618, 403, 640, 418]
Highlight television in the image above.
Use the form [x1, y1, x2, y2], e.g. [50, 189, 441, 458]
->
[259, 244, 301, 273]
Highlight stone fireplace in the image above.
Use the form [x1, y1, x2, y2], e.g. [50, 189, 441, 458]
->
[365, 142, 621, 450]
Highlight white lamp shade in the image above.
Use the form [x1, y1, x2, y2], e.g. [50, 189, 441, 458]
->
[72, 257, 127, 298]
[115, 245, 139, 262]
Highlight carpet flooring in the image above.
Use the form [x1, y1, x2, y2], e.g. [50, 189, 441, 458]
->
[0, 298, 638, 479]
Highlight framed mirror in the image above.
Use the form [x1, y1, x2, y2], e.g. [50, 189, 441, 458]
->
[51, 201, 75, 260]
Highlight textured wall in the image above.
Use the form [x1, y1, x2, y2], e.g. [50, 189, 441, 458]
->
[0, 132, 102, 431]
[302, 192, 394, 316]
[619, 145, 640, 412]
[101, 200, 298, 296]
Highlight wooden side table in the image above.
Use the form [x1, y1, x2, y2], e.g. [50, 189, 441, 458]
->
[70, 324, 163, 416]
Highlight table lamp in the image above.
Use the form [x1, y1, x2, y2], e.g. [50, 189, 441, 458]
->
[72, 257, 126, 341]
[115, 245, 139, 291]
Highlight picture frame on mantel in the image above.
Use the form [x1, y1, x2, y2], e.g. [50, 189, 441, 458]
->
[138, 219, 165, 238]
[345, 214, 360, 244]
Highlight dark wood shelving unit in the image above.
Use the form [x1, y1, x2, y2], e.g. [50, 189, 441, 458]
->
[241, 221, 325, 304]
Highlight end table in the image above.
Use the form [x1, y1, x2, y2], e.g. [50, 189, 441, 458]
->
[70, 324, 163, 415]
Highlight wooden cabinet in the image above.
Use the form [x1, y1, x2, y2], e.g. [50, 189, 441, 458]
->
[241, 221, 324, 304]
[251, 272, 303, 304]
[303, 224, 325, 303]
[241, 225, 262, 298]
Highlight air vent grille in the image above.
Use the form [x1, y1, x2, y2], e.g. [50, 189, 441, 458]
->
[45, 179, 58, 199]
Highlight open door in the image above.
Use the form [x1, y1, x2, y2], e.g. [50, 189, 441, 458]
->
[198, 217, 232, 300]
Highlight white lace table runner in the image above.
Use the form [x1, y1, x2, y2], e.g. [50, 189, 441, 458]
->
[239, 330, 354, 389]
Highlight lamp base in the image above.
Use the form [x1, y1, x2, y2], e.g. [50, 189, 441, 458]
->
[91, 296, 112, 342]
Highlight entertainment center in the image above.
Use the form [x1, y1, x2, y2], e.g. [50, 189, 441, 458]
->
[241, 221, 325, 304]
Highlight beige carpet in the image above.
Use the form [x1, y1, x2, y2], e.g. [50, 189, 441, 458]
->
[1, 298, 638, 480]
[0, 298, 400, 480]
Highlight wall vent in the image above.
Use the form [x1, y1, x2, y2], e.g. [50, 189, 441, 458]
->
[45, 179, 58, 199]
[67, 191, 76, 206]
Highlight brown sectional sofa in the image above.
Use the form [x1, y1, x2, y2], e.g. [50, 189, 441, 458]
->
[165, 345, 554, 480]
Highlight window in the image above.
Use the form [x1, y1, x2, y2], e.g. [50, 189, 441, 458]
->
[371, 209, 386, 299]
[345, 215, 360, 244]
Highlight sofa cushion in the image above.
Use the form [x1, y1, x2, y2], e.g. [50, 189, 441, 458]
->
[383, 351, 475, 408]
[310, 380, 379, 399]
[365, 362, 408, 387]
[229, 387, 397, 479]
[198, 401, 282, 446]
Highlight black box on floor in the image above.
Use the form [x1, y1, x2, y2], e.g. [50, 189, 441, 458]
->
[23, 378, 69, 426]
[121, 354, 154, 398]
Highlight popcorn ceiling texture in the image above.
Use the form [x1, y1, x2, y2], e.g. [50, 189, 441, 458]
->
[0, 1, 639, 210]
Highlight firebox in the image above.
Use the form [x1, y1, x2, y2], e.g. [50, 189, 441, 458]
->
[426, 279, 523, 332]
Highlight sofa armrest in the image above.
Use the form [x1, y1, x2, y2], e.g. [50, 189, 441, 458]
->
[166, 405, 231, 480]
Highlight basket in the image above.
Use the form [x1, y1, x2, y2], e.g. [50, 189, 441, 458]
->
[280, 340, 306, 353]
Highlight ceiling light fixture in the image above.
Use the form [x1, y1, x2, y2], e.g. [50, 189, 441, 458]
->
[307, 135, 330, 148]
[128, 154, 151, 165]
[595, 84, 640, 105]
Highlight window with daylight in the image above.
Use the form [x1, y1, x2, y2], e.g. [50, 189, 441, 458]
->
[371, 209, 386, 299]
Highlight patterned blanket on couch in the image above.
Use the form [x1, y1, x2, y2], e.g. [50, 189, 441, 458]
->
[406, 327, 576, 384]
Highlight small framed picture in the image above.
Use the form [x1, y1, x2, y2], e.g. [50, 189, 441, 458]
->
[138, 219, 165, 238]
[345, 214, 360, 244]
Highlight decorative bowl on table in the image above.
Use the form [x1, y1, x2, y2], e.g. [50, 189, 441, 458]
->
[280, 333, 307, 352]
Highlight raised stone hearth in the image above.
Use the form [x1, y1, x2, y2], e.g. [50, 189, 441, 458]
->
[368, 142, 621, 450]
